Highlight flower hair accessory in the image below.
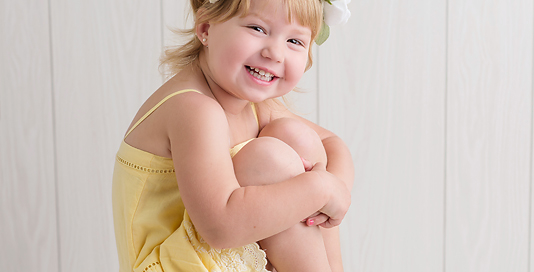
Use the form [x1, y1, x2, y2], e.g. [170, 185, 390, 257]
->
[207, 0, 350, 45]
[316, 0, 351, 45]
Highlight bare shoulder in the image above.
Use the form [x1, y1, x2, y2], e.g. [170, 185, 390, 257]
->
[123, 86, 227, 158]
[153, 70, 226, 129]
[160, 90, 228, 139]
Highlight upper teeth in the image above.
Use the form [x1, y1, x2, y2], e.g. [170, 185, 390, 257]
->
[248, 66, 274, 81]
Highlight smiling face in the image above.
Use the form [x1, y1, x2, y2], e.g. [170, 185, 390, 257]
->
[200, 0, 313, 103]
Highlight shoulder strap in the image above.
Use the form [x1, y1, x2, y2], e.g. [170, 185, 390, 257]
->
[250, 102, 260, 129]
[124, 89, 202, 139]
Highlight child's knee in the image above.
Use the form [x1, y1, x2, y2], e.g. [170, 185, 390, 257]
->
[259, 118, 326, 165]
[232, 137, 304, 187]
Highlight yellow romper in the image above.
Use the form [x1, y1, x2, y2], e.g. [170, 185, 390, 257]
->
[112, 89, 269, 272]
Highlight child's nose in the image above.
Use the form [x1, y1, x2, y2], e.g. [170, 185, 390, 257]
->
[261, 41, 284, 63]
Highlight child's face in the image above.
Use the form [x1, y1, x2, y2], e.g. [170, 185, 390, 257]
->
[204, 0, 312, 103]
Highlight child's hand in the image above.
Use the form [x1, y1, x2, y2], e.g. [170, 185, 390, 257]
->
[301, 157, 313, 171]
[309, 162, 351, 228]
[302, 212, 330, 227]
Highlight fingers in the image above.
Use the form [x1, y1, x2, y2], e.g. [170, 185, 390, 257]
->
[304, 161, 350, 229]
[305, 213, 329, 227]
[301, 212, 341, 228]
[301, 211, 320, 223]
[318, 218, 342, 228]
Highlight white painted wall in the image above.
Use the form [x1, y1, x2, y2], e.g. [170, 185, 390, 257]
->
[1, 0, 532, 271]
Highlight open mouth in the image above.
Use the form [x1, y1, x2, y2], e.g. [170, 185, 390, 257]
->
[246, 66, 275, 82]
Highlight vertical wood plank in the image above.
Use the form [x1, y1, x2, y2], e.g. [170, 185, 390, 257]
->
[162, 0, 192, 49]
[49, 1, 162, 270]
[287, 46, 319, 124]
[318, 1, 446, 271]
[446, 1, 532, 271]
[162, 0, 192, 88]
[0, 0, 58, 271]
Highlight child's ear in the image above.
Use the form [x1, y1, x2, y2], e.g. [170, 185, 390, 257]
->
[195, 8, 210, 46]
[196, 22, 210, 46]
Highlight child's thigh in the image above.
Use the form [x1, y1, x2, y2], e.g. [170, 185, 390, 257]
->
[259, 118, 326, 164]
[232, 136, 304, 187]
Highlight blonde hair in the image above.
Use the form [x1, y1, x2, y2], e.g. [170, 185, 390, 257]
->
[160, 0, 323, 77]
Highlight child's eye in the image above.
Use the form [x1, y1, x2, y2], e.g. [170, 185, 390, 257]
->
[248, 25, 266, 34]
[288, 38, 304, 46]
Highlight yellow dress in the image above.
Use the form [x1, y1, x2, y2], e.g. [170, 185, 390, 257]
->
[112, 89, 269, 272]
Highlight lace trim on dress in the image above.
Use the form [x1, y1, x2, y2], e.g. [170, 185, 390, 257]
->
[182, 212, 270, 272]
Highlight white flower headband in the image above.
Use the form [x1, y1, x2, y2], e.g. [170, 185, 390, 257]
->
[317, 0, 351, 45]
[207, 0, 351, 45]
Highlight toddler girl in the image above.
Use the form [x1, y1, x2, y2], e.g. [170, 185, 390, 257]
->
[112, 0, 353, 271]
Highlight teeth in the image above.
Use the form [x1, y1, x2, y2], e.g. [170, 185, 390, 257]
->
[248, 66, 274, 81]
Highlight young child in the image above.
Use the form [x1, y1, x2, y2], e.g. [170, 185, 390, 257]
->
[112, 0, 354, 271]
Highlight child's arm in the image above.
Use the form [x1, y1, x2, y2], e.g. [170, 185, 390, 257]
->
[302, 121, 353, 272]
[164, 93, 351, 249]
[315, 135, 352, 271]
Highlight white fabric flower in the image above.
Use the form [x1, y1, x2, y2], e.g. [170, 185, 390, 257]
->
[323, 0, 351, 26]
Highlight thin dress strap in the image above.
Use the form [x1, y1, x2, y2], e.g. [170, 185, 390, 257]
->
[250, 102, 260, 129]
[124, 89, 202, 139]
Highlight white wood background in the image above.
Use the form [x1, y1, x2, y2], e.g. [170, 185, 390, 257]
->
[1, 0, 532, 271]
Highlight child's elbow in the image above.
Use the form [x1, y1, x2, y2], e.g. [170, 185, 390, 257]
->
[195, 221, 244, 250]
[200, 229, 240, 250]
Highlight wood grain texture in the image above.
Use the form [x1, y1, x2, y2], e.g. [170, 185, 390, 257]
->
[287, 45, 319, 124]
[162, 0, 193, 49]
[446, 1, 532, 271]
[49, 1, 162, 270]
[0, 0, 58, 271]
[3, 0, 534, 271]
[318, 1, 447, 271]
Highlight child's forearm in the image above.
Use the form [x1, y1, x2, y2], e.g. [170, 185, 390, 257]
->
[321, 135, 353, 271]
[200, 171, 329, 249]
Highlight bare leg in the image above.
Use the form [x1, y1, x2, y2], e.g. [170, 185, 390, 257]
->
[258, 118, 327, 166]
[232, 118, 331, 272]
